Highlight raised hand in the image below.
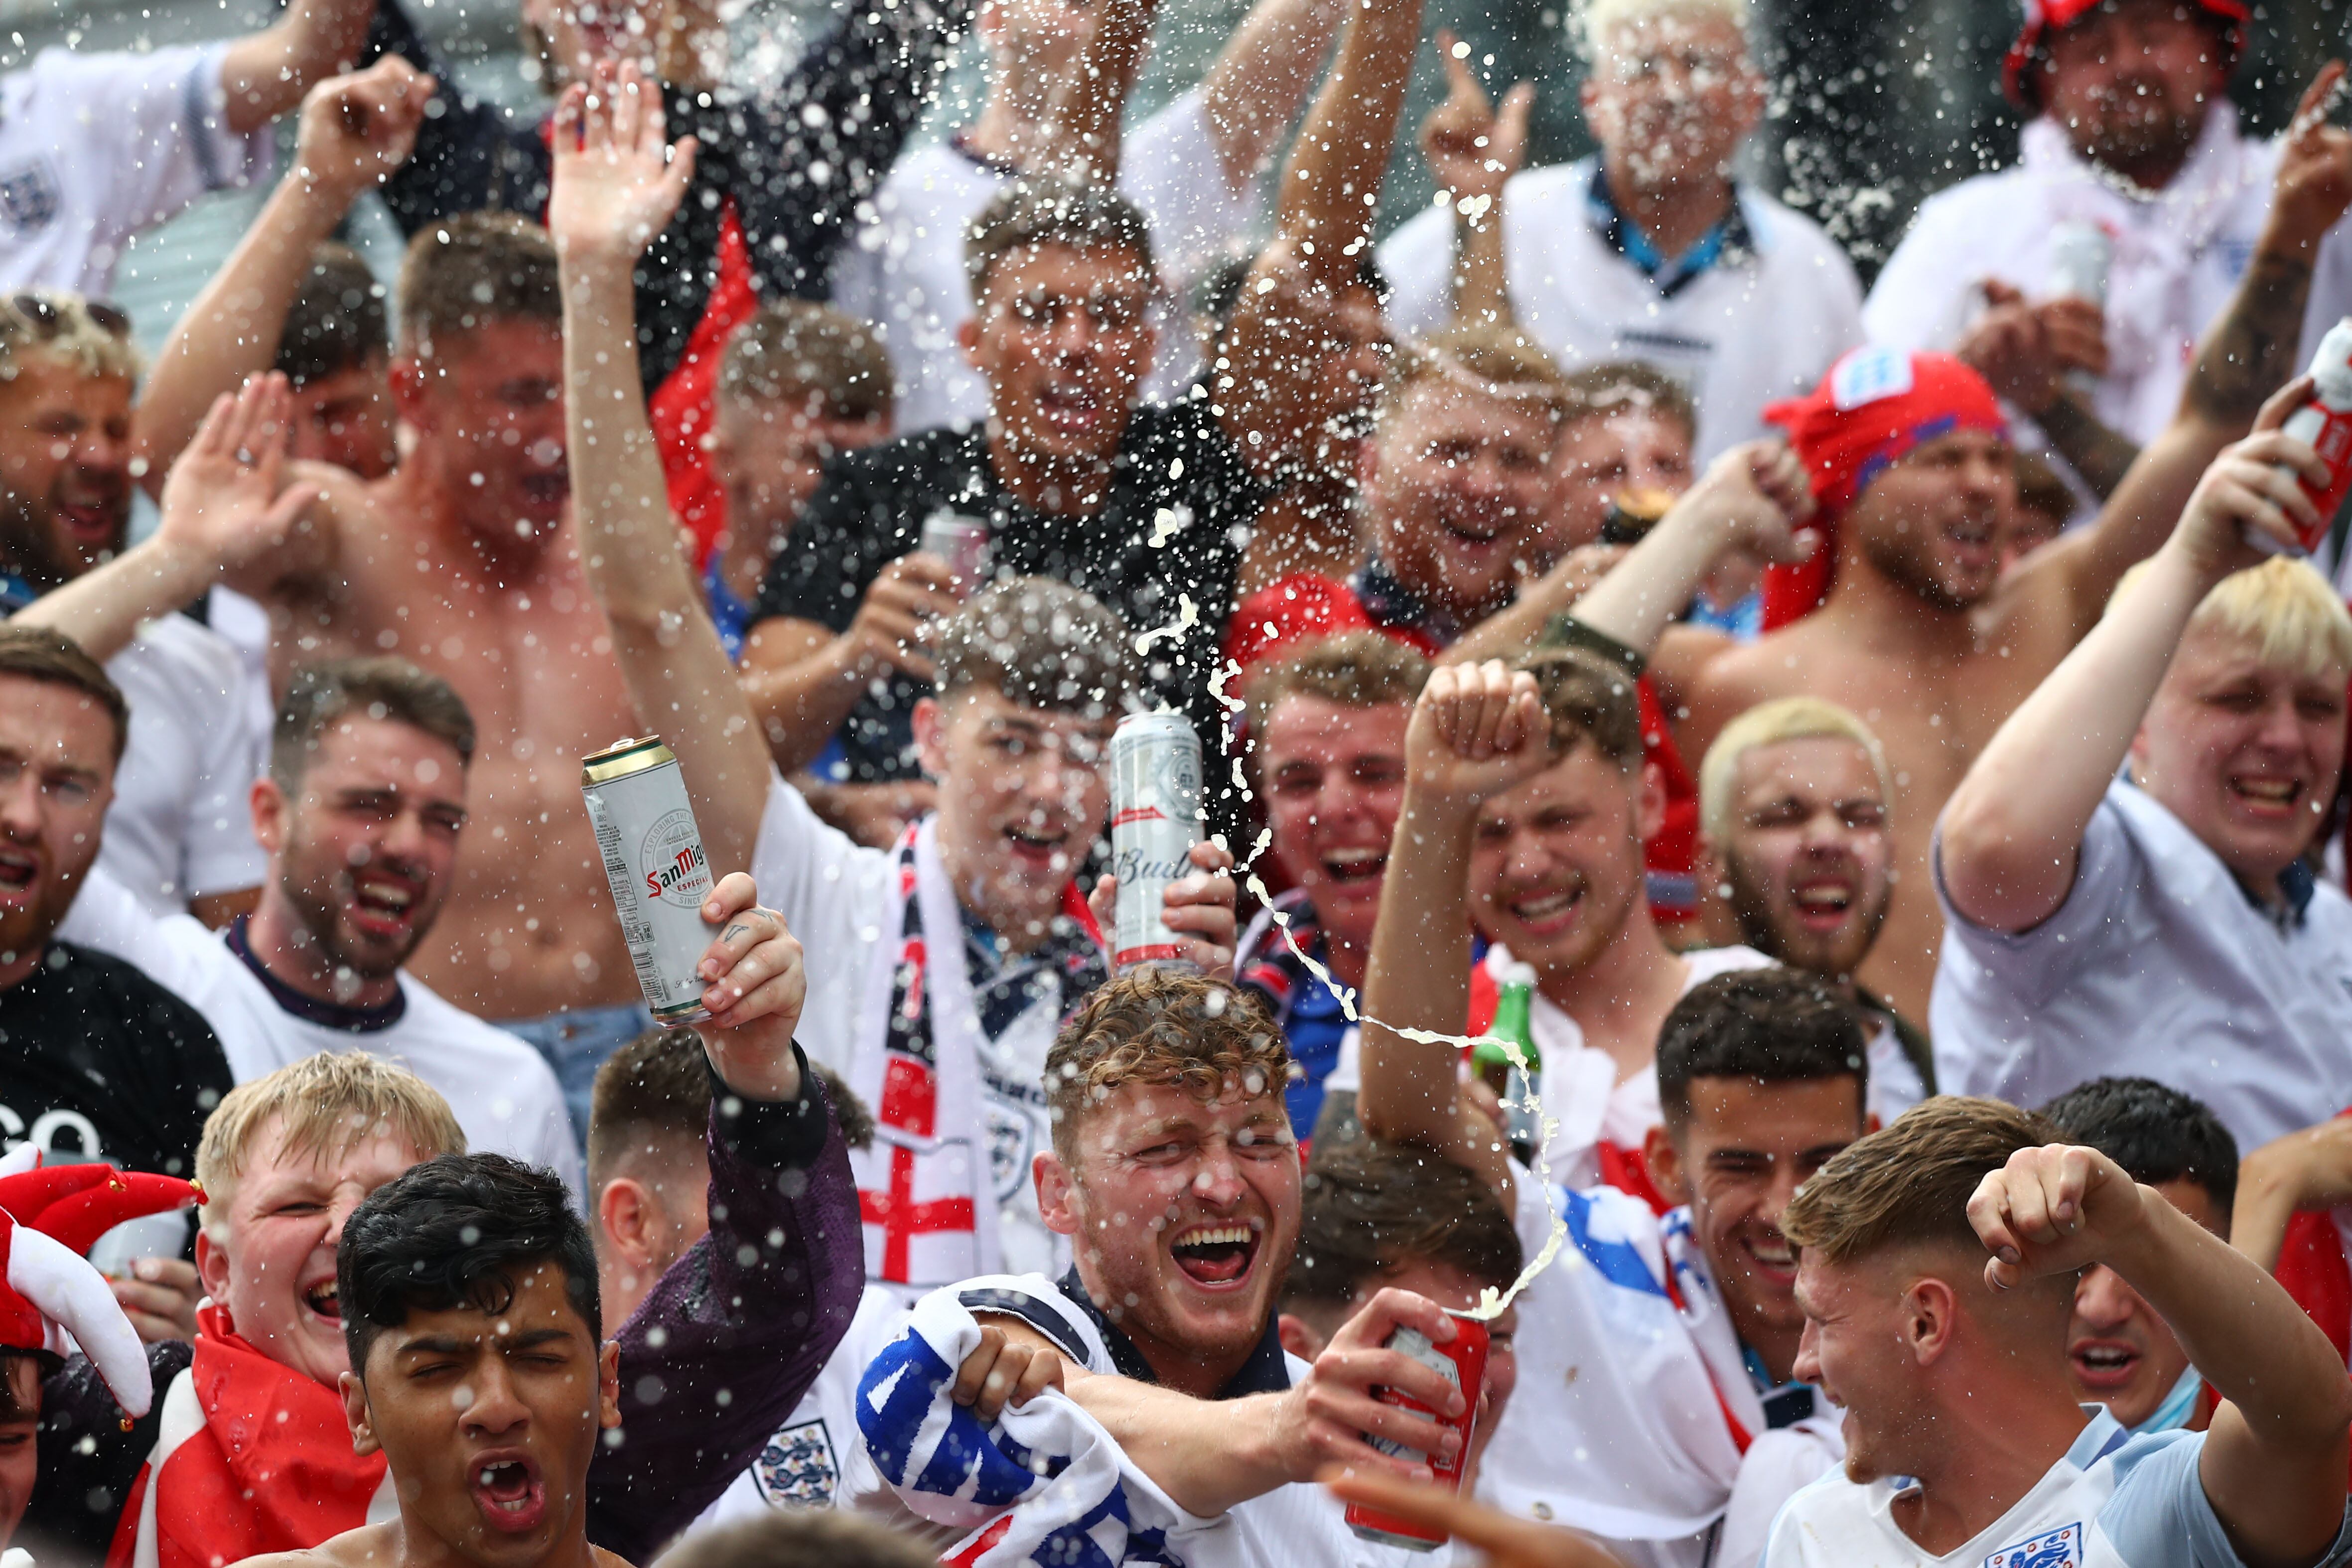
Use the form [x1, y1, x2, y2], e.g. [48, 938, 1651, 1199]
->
[1405, 661, 1554, 808]
[1959, 279, 2066, 413]
[691, 871, 808, 1103]
[2039, 294, 2110, 379]
[2268, 62, 2352, 256]
[1966, 1142, 2150, 1292]
[1422, 34, 1532, 221]
[1272, 1288, 1468, 1482]
[2163, 376, 2331, 578]
[1088, 840, 1239, 979]
[1672, 439, 1815, 564]
[292, 56, 434, 200]
[549, 60, 699, 268]
[155, 375, 320, 572]
[840, 555, 962, 684]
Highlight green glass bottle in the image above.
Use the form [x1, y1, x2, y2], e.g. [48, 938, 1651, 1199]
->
[1473, 966, 1540, 1165]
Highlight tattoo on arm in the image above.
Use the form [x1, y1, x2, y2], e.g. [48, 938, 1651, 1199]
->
[2035, 392, 2141, 500]
[2181, 249, 2317, 427]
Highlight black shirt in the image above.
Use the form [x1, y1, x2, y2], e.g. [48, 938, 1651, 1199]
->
[752, 406, 1261, 783]
[28, 1340, 192, 1567]
[0, 944, 233, 1178]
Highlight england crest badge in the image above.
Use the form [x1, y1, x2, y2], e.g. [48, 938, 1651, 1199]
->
[1985, 1522, 2082, 1568]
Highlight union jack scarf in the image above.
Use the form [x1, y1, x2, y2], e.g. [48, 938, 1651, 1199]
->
[849, 819, 1105, 1290]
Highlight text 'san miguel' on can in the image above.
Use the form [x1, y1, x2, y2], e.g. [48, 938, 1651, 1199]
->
[1344, 1311, 1492, 1552]
[919, 509, 993, 598]
[2252, 317, 2352, 558]
[1107, 712, 1202, 971]
[580, 737, 715, 1026]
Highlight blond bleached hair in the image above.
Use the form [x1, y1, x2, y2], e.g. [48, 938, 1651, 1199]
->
[1699, 697, 1895, 845]
[0, 292, 141, 385]
[1578, 0, 1752, 61]
[2109, 555, 2352, 684]
[196, 1052, 466, 1231]
[1782, 1096, 2064, 1268]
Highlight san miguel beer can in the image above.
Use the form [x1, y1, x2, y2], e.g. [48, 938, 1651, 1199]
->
[2254, 318, 2352, 557]
[919, 510, 992, 597]
[1107, 712, 1201, 970]
[1345, 1312, 1492, 1551]
[580, 737, 714, 1025]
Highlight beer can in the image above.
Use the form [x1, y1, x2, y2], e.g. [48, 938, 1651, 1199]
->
[2047, 220, 2112, 307]
[1344, 1312, 1492, 1552]
[919, 510, 992, 597]
[580, 737, 714, 1025]
[2252, 317, 2352, 558]
[1107, 712, 1201, 970]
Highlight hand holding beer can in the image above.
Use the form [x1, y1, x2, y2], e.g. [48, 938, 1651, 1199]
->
[1344, 1312, 1491, 1552]
[2249, 317, 2352, 559]
[920, 510, 992, 598]
[581, 736, 716, 1025]
[1108, 712, 1202, 970]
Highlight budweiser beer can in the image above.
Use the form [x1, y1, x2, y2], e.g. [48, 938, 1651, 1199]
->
[1344, 1312, 1491, 1552]
[1108, 712, 1201, 970]
[2047, 220, 2112, 307]
[919, 510, 992, 597]
[580, 737, 714, 1025]
[2253, 318, 2352, 558]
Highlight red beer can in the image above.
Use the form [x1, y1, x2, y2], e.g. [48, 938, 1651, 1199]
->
[1344, 1310, 1491, 1551]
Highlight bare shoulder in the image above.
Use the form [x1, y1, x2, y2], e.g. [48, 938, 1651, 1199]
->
[593, 1546, 638, 1568]
[240, 1523, 402, 1568]
[1680, 628, 1800, 754]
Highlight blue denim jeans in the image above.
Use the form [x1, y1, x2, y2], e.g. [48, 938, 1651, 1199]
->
[497, 1001, 656, 1151]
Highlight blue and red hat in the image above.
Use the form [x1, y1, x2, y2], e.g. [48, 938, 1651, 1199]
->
[2002, 0, 2247, 111]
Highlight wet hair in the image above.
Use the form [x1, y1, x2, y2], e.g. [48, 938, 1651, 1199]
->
[1197, 252, 1390, 342]
[1379, 323, 1569, 428]
[1283, 1138, 1521, 1315]
[1655, 968, 1868, 1135]
[587, 1028, 874, 1195]
[1518, 646, 1646, 770]
[277, 244, 390, 387]
[1783, 1096, 2064, 1267]
[965, 179, 1155, 300]
[340, 1152, 599, 1373]
[1241, 631, 1431, 737]
[1045, 968, 1292, 1161]
[272, 658, 477, 792]
[1557, 359, 1697, 445]
[931, 576, 1140, 716]
[653, 1509, 941, 1568]
[2038, 1077, 2238, 1222]
[0, 624, 128, 762]
[717, 301, 895, 424]
[396, 213, 561, 361]
[197, 1052, 466, 1232]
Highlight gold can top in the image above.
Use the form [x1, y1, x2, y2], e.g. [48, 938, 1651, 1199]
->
[580, 735, 677, 787]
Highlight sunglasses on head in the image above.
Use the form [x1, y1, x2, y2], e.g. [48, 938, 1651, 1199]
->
[7, 292, 131, 339]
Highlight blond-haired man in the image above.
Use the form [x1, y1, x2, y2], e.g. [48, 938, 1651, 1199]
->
[1768, 1096, 2351, 1566]
[1698, 697, 1932, 1118]
[1937, 387, 2352, 1154]
[1375, 0, 1862, 459]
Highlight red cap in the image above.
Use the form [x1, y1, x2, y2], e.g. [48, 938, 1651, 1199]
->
[1760, 348, 2008, 630]
[2002, 0, 2246, 110]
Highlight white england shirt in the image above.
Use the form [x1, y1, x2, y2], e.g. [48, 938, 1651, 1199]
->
[0, 43, 274, 295]
[1864, 103, 2352, 467]
[99, 611, 268, 916]
[1374, 159, 1864, 460]
[830, 88, 1261, 435]
[1931, 777, 2352, 1156]
[1762, 1411, 2352, 1568]
[57, 866, 584, 1199]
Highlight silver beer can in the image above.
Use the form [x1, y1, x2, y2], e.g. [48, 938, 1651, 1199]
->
[1108, 712, 1202, 970]
[580, 736, 715, 1025]
[919, 510, 992, 597]
[2047, 220, 2112, 307]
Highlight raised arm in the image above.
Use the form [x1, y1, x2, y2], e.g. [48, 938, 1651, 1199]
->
[1958, 279, 2140, 500]
[1972, 1144, 2352, 1565]
[1938, 386, 2325, 934]
[1033, 0, 1156, 185]
[136, 59, 431, 491]
[2233, 1116, 2352, 1276]
[1196, 0, 1350, 191]
[15, 379, 319, 662]
[549, 63, 768, 874]
[1357, 661, 1551, 1182]
[2028, 63, 2352, 635]
[1419, 37, 1531, 328]
[216, 0, 379, 132]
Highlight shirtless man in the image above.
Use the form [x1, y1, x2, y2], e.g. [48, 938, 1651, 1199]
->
[1665, 79, 2352, 1022]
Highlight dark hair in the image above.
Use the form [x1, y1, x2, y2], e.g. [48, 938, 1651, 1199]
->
[589, 1033, 870, 1194]
[273, 658, 476, 790]
[1558, 360, 1696, 444]
[966, 179, 1154, 299]
[652, 1509, 940, 1568]
[1518, 646, 1645, 769]
[339, 1152, 599, 1373]
[1783, 1097, 2066, 1266]
[277, 244, 390, 387]
[2038, 1077, 2239, 1219]
[718, 301, 894, 422]
[1656, 968, 1869, 1134]
[397, 213, 561, 359]
[1284, 1138, 1521, 1313]
[1241, 630, 1431, 736]
[0, 624, 128, 762]
[932, 577, 1139, 716]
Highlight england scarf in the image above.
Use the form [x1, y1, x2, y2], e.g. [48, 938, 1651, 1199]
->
[850, 821, 1105, 1289]
[856, 1281, 1210, 1568]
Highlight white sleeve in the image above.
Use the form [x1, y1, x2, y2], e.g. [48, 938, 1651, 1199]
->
[1860, 194, 1980, 354]
[1374, 200, 1461, 343]
[1931, 793, 2140, 1010]
[747, 774, 891, 1077]
[1119, 87, 1260, 291]
[54, 866, 219, 1002]
[21, 44, 272, 246]
[177, 656, 267, 901]
[1717, 1422, 1841, 1568]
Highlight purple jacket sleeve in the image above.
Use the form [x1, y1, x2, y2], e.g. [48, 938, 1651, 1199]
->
[585, 1042, 863, 1562]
